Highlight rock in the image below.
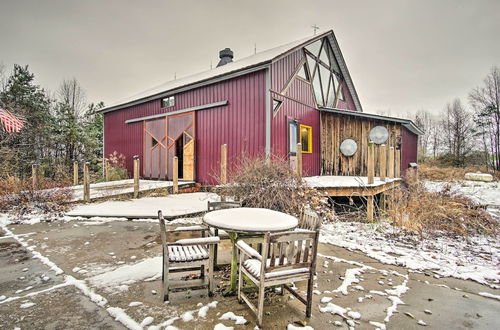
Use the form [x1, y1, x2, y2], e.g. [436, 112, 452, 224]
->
[417, 320, 427, 326]
[424, 310, 432, 315]
[464, 173, 494, 182]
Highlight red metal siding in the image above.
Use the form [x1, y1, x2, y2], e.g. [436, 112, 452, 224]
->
[271, 49, 304, 92]
[104, 70, 266, 185]
[401, 127, 418, 175]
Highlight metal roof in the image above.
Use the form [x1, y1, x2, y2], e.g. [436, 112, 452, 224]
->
[320, 107, 424, 135]
[100, 30, 363, 113]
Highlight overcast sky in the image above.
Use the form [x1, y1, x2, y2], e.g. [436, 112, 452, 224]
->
[1, 0, 499, 117]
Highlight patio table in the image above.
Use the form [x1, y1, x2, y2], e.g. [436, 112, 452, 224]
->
[203, 207, 298, 294]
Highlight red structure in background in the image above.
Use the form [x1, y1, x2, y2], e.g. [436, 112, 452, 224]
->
[100, 30, 421, 185]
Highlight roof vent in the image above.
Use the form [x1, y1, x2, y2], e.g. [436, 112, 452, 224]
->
[217, 48, 233, 67]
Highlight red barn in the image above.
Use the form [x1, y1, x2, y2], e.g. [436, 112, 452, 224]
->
[100, 30, 422, 185]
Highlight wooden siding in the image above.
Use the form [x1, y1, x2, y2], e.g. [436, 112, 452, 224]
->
[320, 112, 402, 176]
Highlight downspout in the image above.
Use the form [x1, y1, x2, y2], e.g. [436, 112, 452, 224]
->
[265, 66, 271, 159]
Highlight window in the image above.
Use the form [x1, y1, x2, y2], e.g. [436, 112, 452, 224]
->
[297, 65, 309, 81]
[151, 137, 158, 147]
[300, 125, 312, 153]
[304, 37, 344, 107]
[161, 96, 175, 108]
[289, 120, 298, 154]
[273, 99, 283, 115]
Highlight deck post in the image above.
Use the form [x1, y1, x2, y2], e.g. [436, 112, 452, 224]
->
[31, 163, 38, 191]
[73, 161, 78, 185]
[83, 162, 90, 202]
[297, 143, 302, 177]
[379, 144, 386, 181]
[133, 155, 140, 198]
[388, 147, 395, 179]
[220, 144, 227, 185]
[395, 148, 401, 178]
[173, 156, 179, 194]
[367, 195, 374, 222]
[104, 159, 110, 181]
[367, 141, 374, 184]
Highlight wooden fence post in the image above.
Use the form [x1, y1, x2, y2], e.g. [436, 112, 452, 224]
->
[388, 147, 395, 179]
[173, 156, 178, 194]
[83, 162, 90, 202]
[379, 144, 386, 181]
[297, 143, 302, 177]
[31, 163, 38, 191]
[367, 141, 374, 184]
[104, 159, 110, 181]
[220, 144, 227, 185]
[395, 148, 401, 178]
[133, 155, 140, 198]
[73, 161, 78, 185]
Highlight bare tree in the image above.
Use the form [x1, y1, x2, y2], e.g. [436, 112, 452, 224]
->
[413, 110, 434, 158]
[469, 66, 500, 171]
[440, 99, 475, 166]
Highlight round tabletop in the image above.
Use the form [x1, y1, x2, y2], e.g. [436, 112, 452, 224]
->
[203, 207, 298, 234]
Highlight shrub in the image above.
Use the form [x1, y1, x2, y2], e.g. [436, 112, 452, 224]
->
[0, 176, 72, 222]
[216, 156, 335, 222]
[106, 151, 129, 181]
[387, 170, 497, 237]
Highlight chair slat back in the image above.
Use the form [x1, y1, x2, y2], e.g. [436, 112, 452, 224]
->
[263, 230, 318, 272]
[299, 208, 322, 231]
[207, 201, 242, 211]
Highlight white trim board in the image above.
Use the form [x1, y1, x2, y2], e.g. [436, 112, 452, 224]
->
[124, 100, 228, 124]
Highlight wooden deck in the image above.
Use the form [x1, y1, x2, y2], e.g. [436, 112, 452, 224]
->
[304, 176, 402, 221]
[303, 176, 401, 197]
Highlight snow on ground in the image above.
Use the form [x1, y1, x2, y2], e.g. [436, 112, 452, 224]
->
[88, 257, 161, 292]
[320, 221, 499, 288]
[423, 180, 500, 208]
[66, 192, 219, 218]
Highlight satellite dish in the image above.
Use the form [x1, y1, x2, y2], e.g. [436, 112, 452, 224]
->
[369, 126, 389, 144]
[340, 138, 358, 157]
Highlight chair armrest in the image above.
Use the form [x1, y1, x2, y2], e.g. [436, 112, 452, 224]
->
[174, 236, 220, 245]
[236, 240, 262, 260]
[172, 225, 207, 232]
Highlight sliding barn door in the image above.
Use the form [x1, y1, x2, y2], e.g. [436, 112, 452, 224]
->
[144, 118, 168, 179]
[167, 112, 195, 180]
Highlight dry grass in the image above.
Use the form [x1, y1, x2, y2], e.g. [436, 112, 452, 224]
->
[418, 163, 500, 181]
[387, 170, 498, 237]
[216, 156, 335, 222]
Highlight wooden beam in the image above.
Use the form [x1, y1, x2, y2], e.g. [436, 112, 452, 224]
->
[83, 162, 90, 202]
[220, 144, 227, 185]
[388, 147, 395, 179]
[104, 159, 110, 181]
[73, 161, 78, 186]
[133, 156, 140, 198]
[297, 143, 302, 177]
[379, 144, 386, 181]
[173, 156, 179, 194]
[367, 141, 374, 184]
[31, 164, 38, 191]
[367, 195, 374, 222]
[395, 148, 401, 178]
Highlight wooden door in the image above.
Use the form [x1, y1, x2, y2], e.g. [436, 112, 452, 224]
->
[167, 112, 195, 180]
[183, 132, 195, 180]
[144, 118, 168, 179]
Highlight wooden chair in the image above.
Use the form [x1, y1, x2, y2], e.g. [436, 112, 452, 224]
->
[158, 210, 220, 301]
[298, 208, 322, 231]
[236, 230, 319, 327]
[207, 200, 242, 265]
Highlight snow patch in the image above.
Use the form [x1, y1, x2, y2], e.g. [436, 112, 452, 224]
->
[219, 312, 247, 325]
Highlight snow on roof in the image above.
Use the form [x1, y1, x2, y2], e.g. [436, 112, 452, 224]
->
[101, 32, 332, 113]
